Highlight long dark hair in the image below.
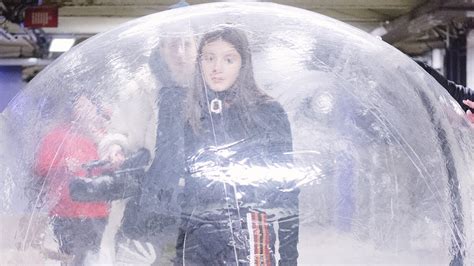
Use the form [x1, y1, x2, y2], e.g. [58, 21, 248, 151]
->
[187, 25, 271, 133]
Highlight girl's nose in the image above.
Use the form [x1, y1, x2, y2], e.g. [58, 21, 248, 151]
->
[213, 59, 223, 72]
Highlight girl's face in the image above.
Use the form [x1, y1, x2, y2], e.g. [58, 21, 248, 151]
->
[200, 39, 242, 92]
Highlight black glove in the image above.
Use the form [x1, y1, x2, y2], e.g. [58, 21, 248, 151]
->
[69, 148, 151, 202]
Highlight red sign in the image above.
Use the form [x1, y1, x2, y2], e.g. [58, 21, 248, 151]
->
[24, 6, 58, 28]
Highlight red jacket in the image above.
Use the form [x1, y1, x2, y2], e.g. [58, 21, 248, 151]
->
[35, 124, 109, 218]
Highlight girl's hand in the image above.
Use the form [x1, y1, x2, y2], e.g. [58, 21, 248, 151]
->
[462, 100, 474, 124]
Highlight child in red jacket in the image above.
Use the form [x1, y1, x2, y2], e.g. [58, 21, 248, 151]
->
[34, 95, 118, 265]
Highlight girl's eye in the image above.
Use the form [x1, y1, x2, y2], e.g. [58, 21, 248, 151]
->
[225, 57, 234, 64]
[202, 55, 214, 62]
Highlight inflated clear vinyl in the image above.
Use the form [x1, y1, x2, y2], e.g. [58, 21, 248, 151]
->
[1, 3, 474, 265]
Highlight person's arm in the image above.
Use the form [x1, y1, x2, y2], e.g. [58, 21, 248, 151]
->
[69, 148, 150, 201]
[416, 61, 474, 112]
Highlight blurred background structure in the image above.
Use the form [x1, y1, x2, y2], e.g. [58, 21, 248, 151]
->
[1, 0, 474, 110]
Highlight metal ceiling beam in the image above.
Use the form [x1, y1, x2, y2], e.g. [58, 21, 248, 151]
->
[381, 0, 474, 44]
[316, 8, 388, 22]
[0, 58, 53, 66]
[50, 0, 424, 10]
[3, 17, 129, 35]
[394, 39, 445, 55]
[0, 29, 34, 48]
[48, 11, 384, 35]
[46, 0, 180, 5]
[272, 0, 425, 10]
[3, 0, 428, 34]
[58, 6, 388, 22]
[58, 5, 168, 17]
[51, 0, 425, 18]
[43, 16, 132, 34]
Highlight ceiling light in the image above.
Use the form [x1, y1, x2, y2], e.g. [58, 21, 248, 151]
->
[49, 38, 75, 52]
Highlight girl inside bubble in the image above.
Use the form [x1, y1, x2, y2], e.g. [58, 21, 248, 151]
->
[177, 26, 299, 265]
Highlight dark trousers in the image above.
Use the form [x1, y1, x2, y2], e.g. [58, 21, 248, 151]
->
[52, 217, 107, 265]
[175, 212, 277, 266]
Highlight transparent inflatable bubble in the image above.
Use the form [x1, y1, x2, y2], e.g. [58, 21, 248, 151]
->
[1, 2, 474, 265]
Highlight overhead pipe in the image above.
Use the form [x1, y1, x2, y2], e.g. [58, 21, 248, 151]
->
[0, 58, 52, 66]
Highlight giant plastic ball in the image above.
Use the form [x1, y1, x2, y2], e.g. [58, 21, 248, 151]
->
[1, 2, 474, 265]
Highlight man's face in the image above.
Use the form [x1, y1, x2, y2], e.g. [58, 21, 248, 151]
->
[160, 36, 197, 86]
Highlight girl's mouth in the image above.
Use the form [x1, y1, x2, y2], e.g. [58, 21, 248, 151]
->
[212, 77, 224, 83]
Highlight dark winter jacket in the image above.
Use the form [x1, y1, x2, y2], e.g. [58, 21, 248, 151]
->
[176, 89, 299, 265]
[416, 61, 474, 112]
[121, 85, 187, 239]
[121, 45, 190, 240]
